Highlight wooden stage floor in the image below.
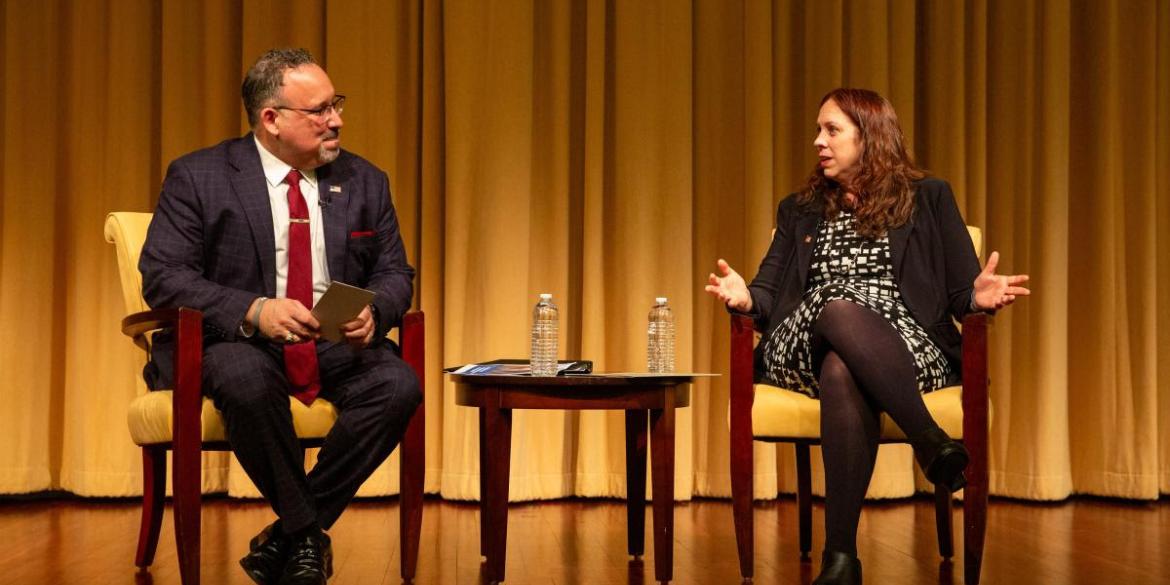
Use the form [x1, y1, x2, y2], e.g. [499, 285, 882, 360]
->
[0, 495, 1166, 584]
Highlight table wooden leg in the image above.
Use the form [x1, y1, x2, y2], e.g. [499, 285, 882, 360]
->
[482, 394, 512, 584]
[625, 409, 649, 557]
[650, 389, 676, 583]
[478, 407, 489, 558]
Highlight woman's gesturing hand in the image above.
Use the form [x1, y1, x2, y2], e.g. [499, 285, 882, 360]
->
[973, 251, 1031, 311]
[705, 259, 753, 313]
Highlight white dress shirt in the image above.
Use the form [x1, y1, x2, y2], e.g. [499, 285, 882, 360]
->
[254, 137, 331, 307]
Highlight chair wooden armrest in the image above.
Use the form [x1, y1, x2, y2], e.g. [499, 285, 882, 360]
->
[397, 310, 426, 580]
[958, 312, 990, 584]
[121, 306, 205, 480]
[728, 313, 757, 574]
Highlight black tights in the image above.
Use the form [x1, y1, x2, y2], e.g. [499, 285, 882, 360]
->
[813, 300, 940, 556]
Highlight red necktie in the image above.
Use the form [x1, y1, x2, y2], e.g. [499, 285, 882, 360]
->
[283, 169, 321, 405]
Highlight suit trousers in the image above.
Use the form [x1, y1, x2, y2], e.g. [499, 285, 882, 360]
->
[202, 337, 422, 533]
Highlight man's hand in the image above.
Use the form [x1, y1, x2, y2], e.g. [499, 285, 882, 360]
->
[705, 259, 753, 313]
[256, 298, 321, 343]
[338, 305, 376, 350]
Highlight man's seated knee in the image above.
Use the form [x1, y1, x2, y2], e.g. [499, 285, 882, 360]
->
[204, 342, 290, 407]
[370, 360, 422, 419]
[212, 380, 294, 416]
[398, 368, 423, 412]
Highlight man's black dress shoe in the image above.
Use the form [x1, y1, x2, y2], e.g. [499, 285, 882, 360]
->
[278, 529, 333, 585]
[911, 426, 969, 492]
[812, 550, 862, 585]
[239, 522, 291, 584]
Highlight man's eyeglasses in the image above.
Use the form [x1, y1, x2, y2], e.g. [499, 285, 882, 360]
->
[273, 95, 345, 121]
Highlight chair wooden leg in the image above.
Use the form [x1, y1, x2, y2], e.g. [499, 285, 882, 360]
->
[730, 429, 754, 579]
[400, 402, 425, 582]
[624, 410, 648, 557]
[135, 446, 167, 568]
[172, 440, 201, 584]
[963, 476, 988, 583]
[963, 450, 988, 584]
[729, 413, 756, 577]
[934, 483, 954, 558]
[795, 443, 813, 560]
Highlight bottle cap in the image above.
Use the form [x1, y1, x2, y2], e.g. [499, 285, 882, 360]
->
[540, 293, 553, 300]
[655, 297, 667, 304]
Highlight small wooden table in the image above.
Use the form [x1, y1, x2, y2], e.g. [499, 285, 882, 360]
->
[451, 373, 695, 583]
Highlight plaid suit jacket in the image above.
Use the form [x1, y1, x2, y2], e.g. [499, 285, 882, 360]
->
[139, 134, 415, 389]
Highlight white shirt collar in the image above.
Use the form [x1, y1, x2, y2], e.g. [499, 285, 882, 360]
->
[254, 135, 318, 188]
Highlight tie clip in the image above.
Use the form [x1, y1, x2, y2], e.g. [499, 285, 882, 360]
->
[290, 218, 310, 224]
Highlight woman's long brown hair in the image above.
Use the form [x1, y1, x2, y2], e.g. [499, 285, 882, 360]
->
[798, 88, 924, 238]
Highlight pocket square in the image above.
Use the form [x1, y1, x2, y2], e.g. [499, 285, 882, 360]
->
[350, 230, 375, 238]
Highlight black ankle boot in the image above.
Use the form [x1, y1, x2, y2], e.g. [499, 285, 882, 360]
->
[812, 551, 862, 585]
[911, 427, 969, 492]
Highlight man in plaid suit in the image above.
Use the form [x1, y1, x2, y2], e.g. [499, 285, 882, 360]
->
[140, 48, 420, 585]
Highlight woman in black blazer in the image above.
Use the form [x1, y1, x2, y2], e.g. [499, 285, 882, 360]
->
[705, 88, 1029, 585]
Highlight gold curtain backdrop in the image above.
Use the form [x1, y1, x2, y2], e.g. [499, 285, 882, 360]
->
[1, 0, 1167, 503]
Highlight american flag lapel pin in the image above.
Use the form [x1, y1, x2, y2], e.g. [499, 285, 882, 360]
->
[330, 185, 342, 193]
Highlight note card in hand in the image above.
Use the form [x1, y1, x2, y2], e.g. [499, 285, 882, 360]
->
[312, 282, 376, 343]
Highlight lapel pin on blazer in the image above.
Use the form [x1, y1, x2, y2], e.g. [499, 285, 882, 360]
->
[320, 184, 342, 207]
[803, 235, 813, 244]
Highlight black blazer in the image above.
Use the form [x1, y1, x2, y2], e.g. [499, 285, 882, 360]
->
[743, 177, 981, 378]
[139, 134, 415, 389]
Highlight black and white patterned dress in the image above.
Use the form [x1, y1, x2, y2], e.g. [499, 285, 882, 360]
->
[760, 212, 952, 398]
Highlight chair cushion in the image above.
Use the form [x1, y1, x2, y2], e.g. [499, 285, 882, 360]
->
[127, 391, 338, 445]
[751, 384, 975, 441]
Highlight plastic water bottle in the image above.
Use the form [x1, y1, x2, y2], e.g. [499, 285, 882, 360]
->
[530, 293, 559, 376]
[647, 297, 675, 373]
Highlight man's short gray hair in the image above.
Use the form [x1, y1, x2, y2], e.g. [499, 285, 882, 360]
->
[242, 48, 317, 127]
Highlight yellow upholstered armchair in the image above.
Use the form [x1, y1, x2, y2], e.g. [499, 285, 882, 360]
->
[104, 212, 426, 585]
[729, 226, 990, 585]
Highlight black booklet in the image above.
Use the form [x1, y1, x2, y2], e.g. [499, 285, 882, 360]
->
[444, 359, 594, 376]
